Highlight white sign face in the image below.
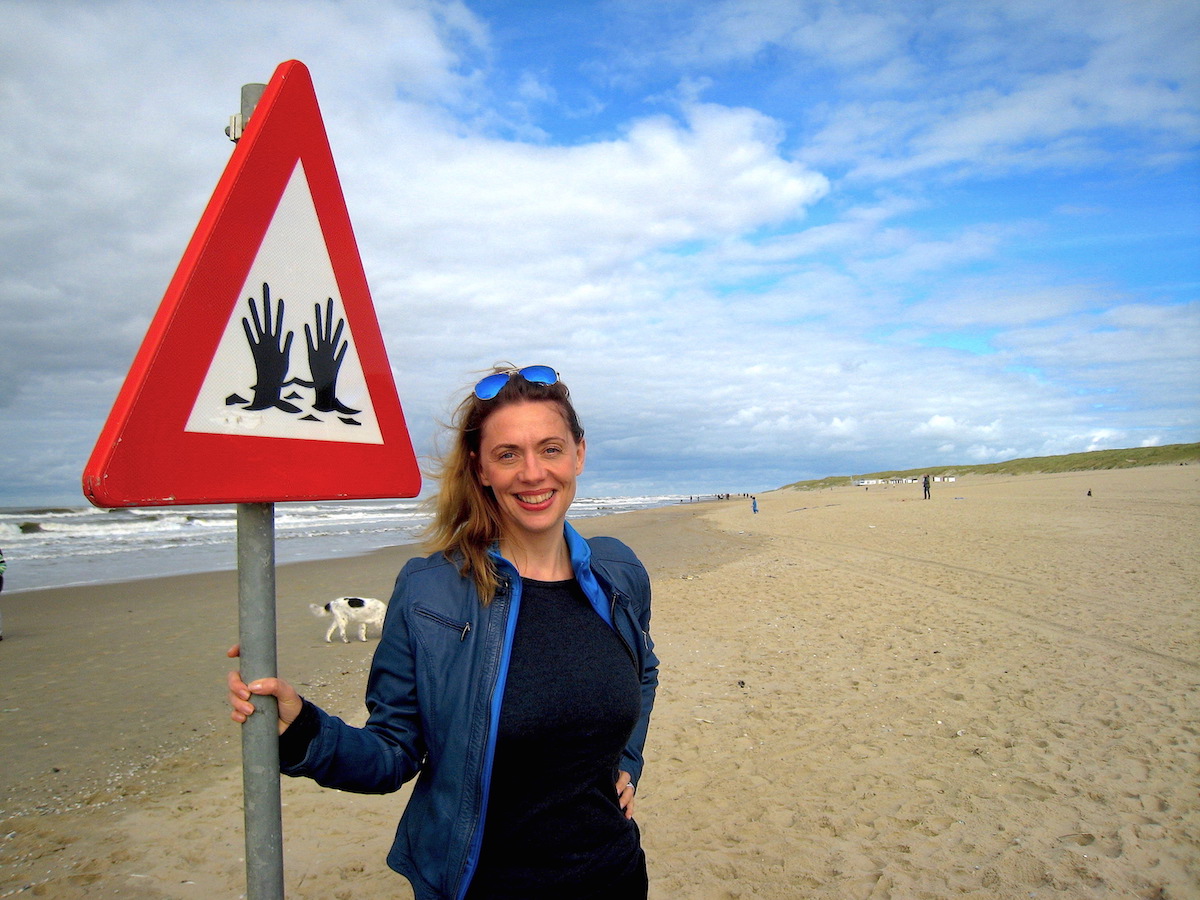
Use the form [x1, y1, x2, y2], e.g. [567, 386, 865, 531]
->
[186, 161, 383, 444]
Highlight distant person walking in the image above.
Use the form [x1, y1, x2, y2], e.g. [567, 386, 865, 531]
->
[751, 497, 758, 514]
[922, 475, 931, 500]
[0, 545, 6, 640]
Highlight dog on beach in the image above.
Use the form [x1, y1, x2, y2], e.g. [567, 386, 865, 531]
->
[309, 596, 388, 643]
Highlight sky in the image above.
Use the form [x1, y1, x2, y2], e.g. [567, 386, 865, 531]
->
[1, 0, 1198, 506]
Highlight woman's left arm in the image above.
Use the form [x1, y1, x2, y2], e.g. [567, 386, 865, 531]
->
[618, 566, 659, 805]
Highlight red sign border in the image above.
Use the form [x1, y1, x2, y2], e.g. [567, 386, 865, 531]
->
[83, 60, 421, 507]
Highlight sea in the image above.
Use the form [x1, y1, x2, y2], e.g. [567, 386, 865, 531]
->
[0, 496, 688, 593]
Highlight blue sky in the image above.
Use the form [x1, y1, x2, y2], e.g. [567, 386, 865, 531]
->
[1, 0, 1197, 506]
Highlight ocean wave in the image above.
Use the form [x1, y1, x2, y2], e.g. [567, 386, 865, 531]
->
[1, 494, 686, 592]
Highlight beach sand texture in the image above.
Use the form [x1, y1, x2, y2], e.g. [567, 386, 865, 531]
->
[1, 466, 1196, 898]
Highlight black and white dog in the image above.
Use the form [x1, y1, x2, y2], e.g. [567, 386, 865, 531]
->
[309, 596, 388, 643]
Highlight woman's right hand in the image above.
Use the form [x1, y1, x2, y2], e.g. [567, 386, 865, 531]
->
[226, 644, 304, 735]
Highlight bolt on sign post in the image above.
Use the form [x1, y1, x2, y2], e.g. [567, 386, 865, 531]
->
[83, 60, 421, 900]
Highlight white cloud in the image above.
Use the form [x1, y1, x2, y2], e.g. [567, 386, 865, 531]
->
[660, 1, 905, 73]
[791, 0, 1200, 180]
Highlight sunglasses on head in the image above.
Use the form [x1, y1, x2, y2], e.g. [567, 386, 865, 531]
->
[473, 365, 560, 400]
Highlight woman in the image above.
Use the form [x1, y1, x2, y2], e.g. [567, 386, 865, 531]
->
[228, 365, 658, 899]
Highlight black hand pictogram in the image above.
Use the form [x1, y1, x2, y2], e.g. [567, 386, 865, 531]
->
[241, 283, 301, 413]
[303, 298, 361, 415]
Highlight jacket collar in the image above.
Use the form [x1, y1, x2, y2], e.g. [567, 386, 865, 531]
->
[488, 522, 613, 626]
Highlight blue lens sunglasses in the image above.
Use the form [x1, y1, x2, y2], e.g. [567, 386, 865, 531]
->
[473, 365, 559, 400]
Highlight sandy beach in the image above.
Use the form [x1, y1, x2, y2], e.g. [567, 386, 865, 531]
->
[1, 465, 1197, 898]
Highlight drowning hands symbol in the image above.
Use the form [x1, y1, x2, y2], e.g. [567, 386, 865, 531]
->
[302, 298, 360, 415]
[241, 283, 301, 413]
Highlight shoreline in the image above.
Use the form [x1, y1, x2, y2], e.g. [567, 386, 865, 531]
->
[1, 468, 1196, 898]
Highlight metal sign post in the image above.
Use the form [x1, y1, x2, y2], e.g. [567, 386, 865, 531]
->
[237, 501, 284, 900]
[233, 87, 284, 899]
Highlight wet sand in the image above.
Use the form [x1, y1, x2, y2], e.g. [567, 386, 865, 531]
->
[1, 465, 1196, 898]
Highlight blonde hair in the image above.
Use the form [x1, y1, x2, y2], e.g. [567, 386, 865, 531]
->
[423, 366, 584, 603]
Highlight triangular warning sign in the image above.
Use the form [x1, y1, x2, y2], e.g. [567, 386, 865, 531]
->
[83, 60, 421, 507]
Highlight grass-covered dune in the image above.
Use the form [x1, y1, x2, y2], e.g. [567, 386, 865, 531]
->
[781, 442, 1200, 492]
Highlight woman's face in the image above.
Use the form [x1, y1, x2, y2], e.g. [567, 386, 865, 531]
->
[476, 400, 586, 545]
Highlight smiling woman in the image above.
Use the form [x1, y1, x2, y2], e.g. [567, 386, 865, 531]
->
[227, 364, 658, 900]
[476, 399, 587, 575]
[425, 364, 589, 600]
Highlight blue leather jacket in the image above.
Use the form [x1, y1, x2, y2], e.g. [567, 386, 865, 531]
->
[281, 523, 659, 900]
